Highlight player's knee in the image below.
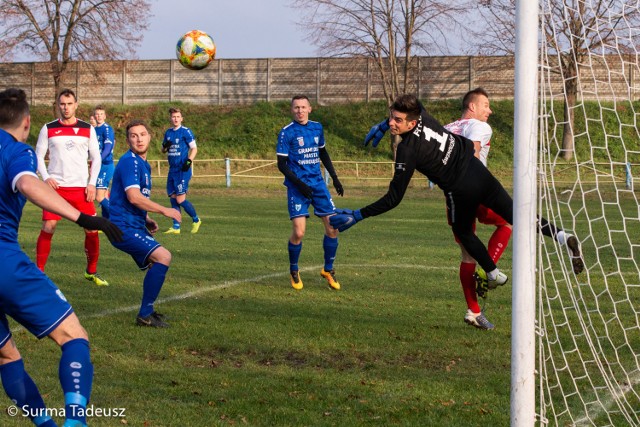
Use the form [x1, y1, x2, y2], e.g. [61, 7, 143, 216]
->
[42, 220, 57, 233]
[0, 339, 22, 365]
[150, 247, 172, 265]
[48, 315, 89, 347]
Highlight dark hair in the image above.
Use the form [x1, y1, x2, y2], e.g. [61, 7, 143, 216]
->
[390, 94, 421, 121]
[0, 88, 30, 128]
[169, 107, 181, 115]
[462, 87, 489, 111]
[57, 88, 77, 102]
[126, 119, 150, 136]
[94, 105, 105, 113]
[291, 95, 310, 104]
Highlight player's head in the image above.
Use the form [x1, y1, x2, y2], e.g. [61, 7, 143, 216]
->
[57, 88, 78, 121]
[126, 120, 151, 157]
[291, 95, 312, 125]
[0, 88, 31, 141]
[389, 94, 420, 135]
[169, 107, 183, 128]
[93, 105, 106, 125]
[462, 88, 491, 122]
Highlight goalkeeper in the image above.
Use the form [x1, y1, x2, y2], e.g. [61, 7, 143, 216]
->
[332, 94, 583, 294]
[277, 95, 344, 291]
[161, 107, 201, 234]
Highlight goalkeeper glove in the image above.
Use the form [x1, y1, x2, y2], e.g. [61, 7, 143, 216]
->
[364, 119, 390, 147]
[298, 181, 313, 199]
[332, 176, 344, 197]
[182, 159, 192, 171]
[75, 213, 123, 243]
[329, 208, 363, 232]
[162, 139, 172, 150]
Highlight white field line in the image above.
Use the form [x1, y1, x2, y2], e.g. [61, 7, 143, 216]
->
[11, 263, 456, 331]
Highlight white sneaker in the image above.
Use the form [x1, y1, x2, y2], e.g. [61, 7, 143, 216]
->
[487, 271, 508, 290]
[464, 310, 495, 330]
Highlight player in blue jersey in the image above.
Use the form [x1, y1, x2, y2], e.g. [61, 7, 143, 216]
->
[162, 107, 201, 234]
[277, 95, 344, 291]
[93, 105, 115, 219]
[0, 88, 122, 426]
[109, 120, 182, 327]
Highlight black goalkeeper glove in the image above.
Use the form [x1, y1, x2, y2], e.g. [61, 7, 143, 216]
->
[76, 213, 123, 243]
[297, 181, 313, 199]
[162, 140, 171, 150]
[182, 159, 192, 171]
[331, 176, 344, 197]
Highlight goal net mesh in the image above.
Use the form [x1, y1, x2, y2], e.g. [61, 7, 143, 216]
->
[537, 1, 640, 425]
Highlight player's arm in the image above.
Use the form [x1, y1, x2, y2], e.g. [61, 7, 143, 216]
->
[182, 141, 197, 171]
[318, 146, 343, 196]
[34, 125, 56, 187]
[125, 187, 182, 224]
[86, 127, 101, 201]
[330, 144, 416, 232]
[101, 127, 115, 161]
[277, 154, 313, 199]
[16, 174, 122, 242]
[473, 140, 482, 158]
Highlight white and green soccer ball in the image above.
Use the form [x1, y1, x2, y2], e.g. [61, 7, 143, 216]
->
[176, 30, 216, 70]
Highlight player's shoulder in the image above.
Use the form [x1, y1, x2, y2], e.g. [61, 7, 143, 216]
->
[74, 119, 92, 129]
[306, 120, 323, 130]
[278, 121, 296, 135]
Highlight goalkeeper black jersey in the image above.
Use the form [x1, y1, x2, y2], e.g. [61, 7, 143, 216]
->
[360, 109, 475, 218]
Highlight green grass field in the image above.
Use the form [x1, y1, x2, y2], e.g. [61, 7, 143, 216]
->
[3, 184, 517, 426]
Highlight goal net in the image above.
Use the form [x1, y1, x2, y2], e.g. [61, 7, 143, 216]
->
[537, 1, 640, 425]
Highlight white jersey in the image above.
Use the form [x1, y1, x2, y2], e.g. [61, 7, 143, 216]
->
[35, 119, 102, 187]
[444, 118, 492, 167]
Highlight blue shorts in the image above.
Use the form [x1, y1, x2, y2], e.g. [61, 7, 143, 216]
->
[0, 247, 73, 345]
[96, 163, 115, 190]
[110, 227, 162, 270]
[166, 169, 192, 196]
[287, 183, 336, 219]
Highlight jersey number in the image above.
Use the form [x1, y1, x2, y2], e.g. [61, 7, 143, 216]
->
[424, 127, 449, 152]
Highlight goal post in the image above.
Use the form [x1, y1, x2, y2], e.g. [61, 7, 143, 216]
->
[515, 0, 640, 425]
[511, 0, 539, 425]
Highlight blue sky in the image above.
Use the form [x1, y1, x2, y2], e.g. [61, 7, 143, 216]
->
[139, 0, 316, 60]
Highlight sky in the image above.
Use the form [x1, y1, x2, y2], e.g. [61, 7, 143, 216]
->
[138, 0, 316, 60]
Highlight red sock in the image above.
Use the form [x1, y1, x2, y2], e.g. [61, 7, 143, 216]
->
[488, 225, 512, 263]
[84, 232, 100, 274]
[36, 230, 53, 272]
[460, 262, 480, 313]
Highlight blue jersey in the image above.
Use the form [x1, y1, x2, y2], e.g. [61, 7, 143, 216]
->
[95, 122, 115, 165]
[109, 150, 152, 230]
[0, 129, 39, 245]
[276, 120, 326, 187]
[163, 126, 196, 171]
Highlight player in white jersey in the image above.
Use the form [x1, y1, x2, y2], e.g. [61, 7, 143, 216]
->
[443, 88, 512, 330]
[34, 89, 109, 286]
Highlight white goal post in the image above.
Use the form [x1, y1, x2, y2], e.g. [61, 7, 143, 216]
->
[514, 0, 640, 426]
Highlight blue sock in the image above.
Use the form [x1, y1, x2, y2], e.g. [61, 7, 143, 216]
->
[139, 263, 169, 318]
[179, 200, 199, 223]
[60, 338, 93, 427]
[170, 198, 181, 229]
[99, 198, 110, 219]
[0, 359, 55, 426]
[323, 235, 339, 271]
[288, 241, 302, 272]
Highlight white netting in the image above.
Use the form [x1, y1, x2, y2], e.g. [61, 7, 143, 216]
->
[537, 1, 640, 425]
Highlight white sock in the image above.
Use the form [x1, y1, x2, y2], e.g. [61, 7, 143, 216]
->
[556, 231, 570, 246]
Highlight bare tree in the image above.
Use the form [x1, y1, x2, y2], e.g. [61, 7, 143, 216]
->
[0, 0, 151, 101]
[475, 0, 640, 160]
[292, 0, 472, 106]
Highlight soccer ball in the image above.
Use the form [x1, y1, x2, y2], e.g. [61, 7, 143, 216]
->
[176, 30, 216, 70]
